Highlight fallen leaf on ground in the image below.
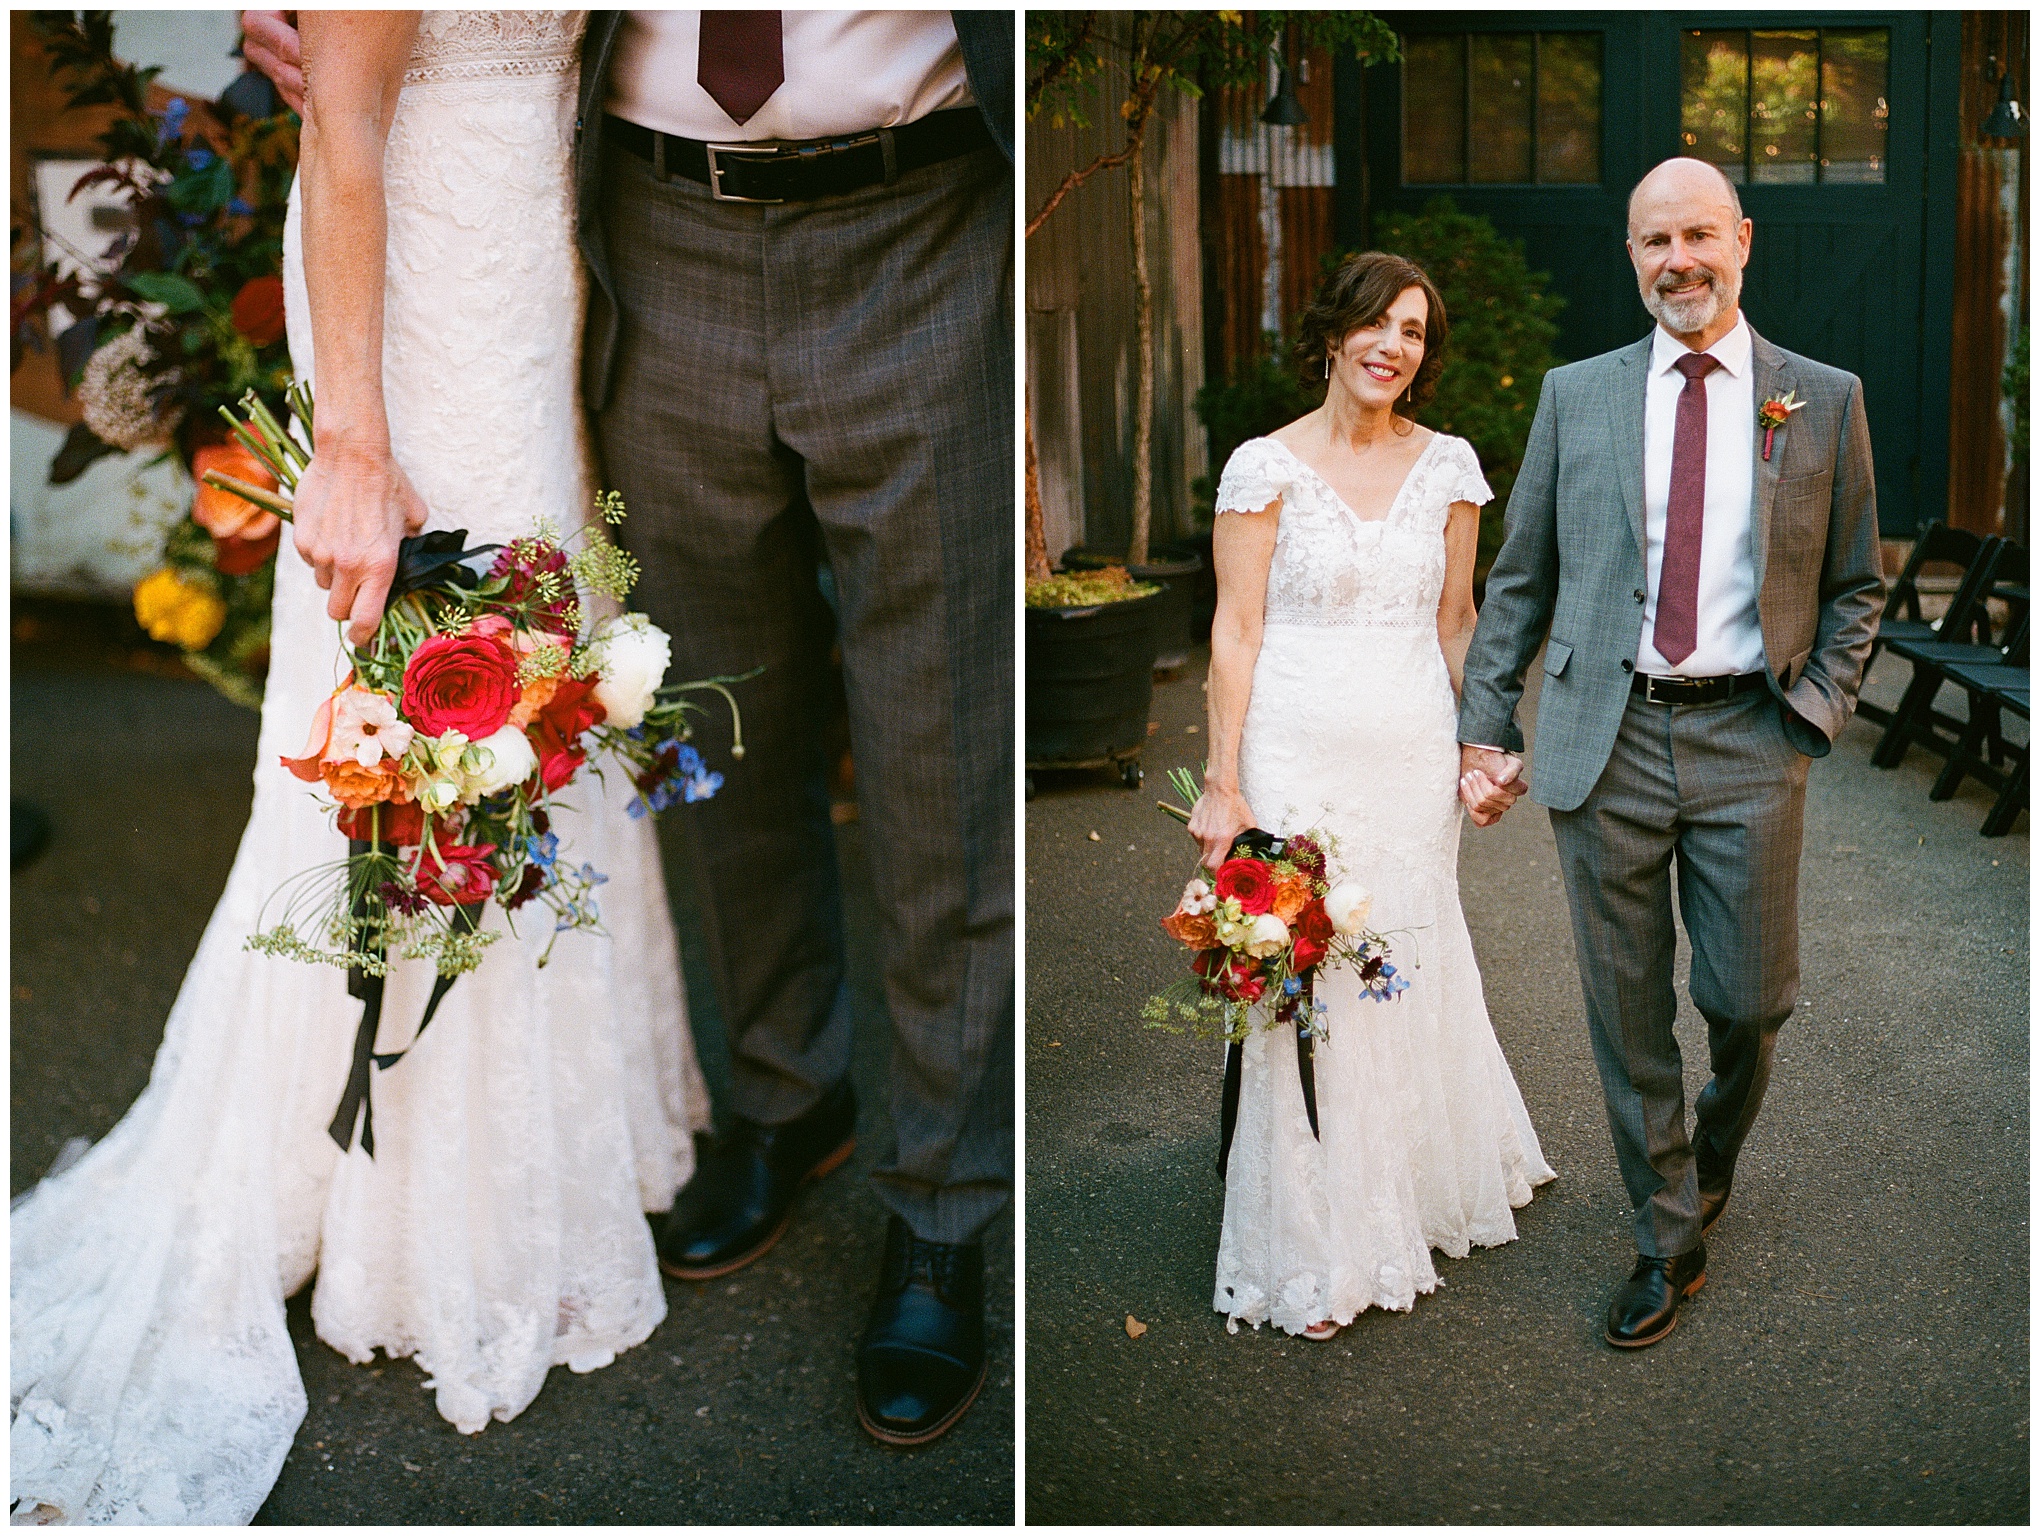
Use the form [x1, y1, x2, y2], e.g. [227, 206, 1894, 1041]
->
[1125, 1314, 1148, 1338]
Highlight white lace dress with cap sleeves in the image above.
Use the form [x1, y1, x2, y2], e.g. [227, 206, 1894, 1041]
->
[10, 13, 712, 1524]
[1208, 430, 1556, 1337]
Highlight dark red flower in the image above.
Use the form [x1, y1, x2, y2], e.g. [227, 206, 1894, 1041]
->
[1214, 857, 1275, 915]
[229, 275, 287, 346]
[1296, 899, 1335, 947]
[504, 861, 547, 911]
[1286, 836, 1327, 880]
[337, 798, 425, 847]
[1290, 934, 1328, 972]
[526, 676, 606, 791]
[490, 538, 576, 633]
[1195, 949, 1265, 1002]
[402, 632, 521, 741]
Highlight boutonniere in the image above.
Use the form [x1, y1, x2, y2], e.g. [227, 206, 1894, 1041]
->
[1757, 390, 1807, 462]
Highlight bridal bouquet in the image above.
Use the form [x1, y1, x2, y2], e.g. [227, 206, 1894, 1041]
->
[1143, 771, 1405, 1044]
[206, 392, 749, 1153]
[1144, 768, 1407, 1170]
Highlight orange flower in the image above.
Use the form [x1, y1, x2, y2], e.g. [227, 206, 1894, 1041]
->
[191, 443, 282, 575]
[322, 756, 414, 811]
[1161, 909, 1219, 949]
[508, 674, 561, 729]
[1271, 873, 1312, 924]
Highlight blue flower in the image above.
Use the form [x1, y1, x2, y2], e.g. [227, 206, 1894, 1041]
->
[226, 196, 253, 216]
[625, 723, 649, 742]
[160, 98, 189, 136]
[578, 863, 608, 887]
[626, 797, 648, 820]
[520, 830, 560, 871]
[1283, 977, 1302, 997]
[673, 742, 704, 775]
[186, 147, 214, 169]
[681, 766, 722, 804]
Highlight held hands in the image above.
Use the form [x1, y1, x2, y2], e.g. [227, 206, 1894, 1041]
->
[1458, 744, 1527, 827]
[240, 12, 305, 116]
[1185, 781, 1255, 871]
[291, 441, 429, 645]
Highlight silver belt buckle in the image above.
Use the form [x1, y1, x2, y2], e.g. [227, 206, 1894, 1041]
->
[704, 141, 787, 204]
[1643, 675, 1682, 705]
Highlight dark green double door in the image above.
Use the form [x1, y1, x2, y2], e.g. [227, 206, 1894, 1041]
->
[1346, 11, 1957, 536]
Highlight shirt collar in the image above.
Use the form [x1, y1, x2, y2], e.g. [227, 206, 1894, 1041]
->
[1651, 312, 1751, 380]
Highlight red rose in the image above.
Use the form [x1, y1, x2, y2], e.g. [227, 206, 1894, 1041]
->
[1290, 934, 1328, 972]
[230, 275, 287, 346]
[337, 798, 424, 847]
[420, 840, 499, 906]
[1296, 899, 1335, 946]
[526, 675, 606, 791]
[402, 632, 521, 740]
[1214, 857, 1274, 915]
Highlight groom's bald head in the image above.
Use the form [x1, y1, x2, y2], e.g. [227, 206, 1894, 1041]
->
[1627, 157, 1744, 239]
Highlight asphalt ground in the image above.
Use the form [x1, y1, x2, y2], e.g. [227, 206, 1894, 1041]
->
[1025, 641, 2028, 1524]
[9, 610, 1013, 1525]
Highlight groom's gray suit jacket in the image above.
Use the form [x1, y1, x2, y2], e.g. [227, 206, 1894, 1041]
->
[1459, 323, 1886, 811]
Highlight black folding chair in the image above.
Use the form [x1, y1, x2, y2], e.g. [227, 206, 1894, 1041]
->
[1858, 524, 2001, 727]
[1871, 541, 2026, 770]
[1930, 626, 2029, 835]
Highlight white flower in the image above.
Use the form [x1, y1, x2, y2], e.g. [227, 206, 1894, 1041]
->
[1214, 908, 1256, 948]
[1325, 881, 1372, 936]
[77, 329, 182, 451]
[1180, 877, 1217, 915]
[587, 613, 671, 730]
[470, 724, 537, 795]
[1244, 911, 1290, 958]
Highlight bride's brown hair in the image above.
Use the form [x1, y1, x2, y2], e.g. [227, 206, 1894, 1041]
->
[1292, 251, 1449, 416]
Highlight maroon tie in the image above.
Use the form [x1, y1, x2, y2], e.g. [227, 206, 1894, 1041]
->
[1654, 351, 1721, 668]
[697, 11, 783, 127]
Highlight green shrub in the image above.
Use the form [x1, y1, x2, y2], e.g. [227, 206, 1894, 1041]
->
[1366, 197, 1567, 572]
[1191, 349, 1317, 518]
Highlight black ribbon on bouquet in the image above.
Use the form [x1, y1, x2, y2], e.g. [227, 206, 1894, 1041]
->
[1212, 828, 1321, 1182]
[328, 836, 489, 1156]
[385, 529, 506, 608]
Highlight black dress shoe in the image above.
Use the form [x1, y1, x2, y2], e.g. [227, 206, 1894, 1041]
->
[1697, 1147, 1733, 1236]
[856, 1216, 986, 1446]
[656, 1079, 856, 1280]
[1604, 1243, 1707, 1348]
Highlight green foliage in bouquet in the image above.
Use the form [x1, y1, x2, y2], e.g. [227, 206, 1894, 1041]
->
[1363, 197, 1568, 573]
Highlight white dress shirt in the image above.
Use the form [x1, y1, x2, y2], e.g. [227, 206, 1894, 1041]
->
[605, 11, 974, 144]
[1636, 314, 1766, 678]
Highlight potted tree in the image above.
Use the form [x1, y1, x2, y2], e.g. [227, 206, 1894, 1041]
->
[1024, 12, 1396, 777]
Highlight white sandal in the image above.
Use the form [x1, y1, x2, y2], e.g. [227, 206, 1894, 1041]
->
[1300, 1318, 1343, 1341]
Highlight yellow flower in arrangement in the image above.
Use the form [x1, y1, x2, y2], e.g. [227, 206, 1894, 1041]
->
[132, 567, 228, 651]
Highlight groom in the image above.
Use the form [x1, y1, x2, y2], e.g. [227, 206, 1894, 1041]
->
[241, 11, 1012, 1444]
[1457, 157, 1883, 1348]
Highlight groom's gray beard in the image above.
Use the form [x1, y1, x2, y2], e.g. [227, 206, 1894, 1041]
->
[1643, 266, 1739, 335]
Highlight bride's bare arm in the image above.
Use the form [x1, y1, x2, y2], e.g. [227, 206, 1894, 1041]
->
[1188, 503, 1279, 869]
[1436, 497, 1481, 699]
[291, 12, 428, 645]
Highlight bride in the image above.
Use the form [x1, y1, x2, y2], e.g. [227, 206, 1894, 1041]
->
[11, 13, 710, 1523]
[1187, 250, 1556, 1339]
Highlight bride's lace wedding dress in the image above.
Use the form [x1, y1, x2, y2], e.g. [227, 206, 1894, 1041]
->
[1211, 431, 1556, 1337]
[12, 14, 710, 1523]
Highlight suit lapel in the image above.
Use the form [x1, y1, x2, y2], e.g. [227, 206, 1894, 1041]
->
[1614, 334, 1651, 559]
[1747, 325, 1793, 592]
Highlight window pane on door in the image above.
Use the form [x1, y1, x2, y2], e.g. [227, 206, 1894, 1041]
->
[1682, 30, 1749, 183]
[1468, 34, 1534, 183]
[1750, 30, 1819, 183]
[1403, 33, 1466, 184]
[1537, 32, 1601, 184]
[1821, 28, 1889, 183]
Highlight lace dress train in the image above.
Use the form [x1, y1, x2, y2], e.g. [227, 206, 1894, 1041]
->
[1210, 433, 1556, 1337]
[11, 13, 710, 1523]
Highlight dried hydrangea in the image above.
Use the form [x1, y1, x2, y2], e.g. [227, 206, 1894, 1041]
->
[77, 328, 182, 450]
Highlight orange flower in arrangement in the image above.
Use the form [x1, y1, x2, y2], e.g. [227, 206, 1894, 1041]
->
[323, 757, 413, 811]
[1161, 908, 1219, 950]
[190, 443, 282, 576]
[1270, 872, 1313, 924]
[508, 674, 562, 730]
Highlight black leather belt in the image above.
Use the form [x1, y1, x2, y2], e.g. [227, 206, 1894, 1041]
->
[1632, 671, 1770, 705]
[606, 107, 992, 203]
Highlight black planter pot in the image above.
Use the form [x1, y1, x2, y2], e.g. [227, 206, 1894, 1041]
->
[1058, 546, 1203, 671]
[1024, 587, 1161, 789]
[1156, 532, 1216, 646]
